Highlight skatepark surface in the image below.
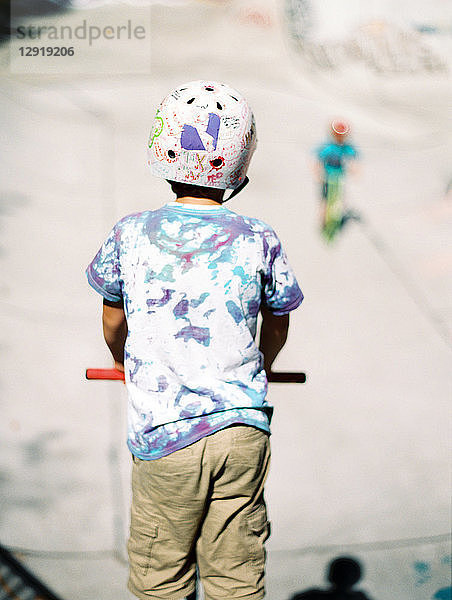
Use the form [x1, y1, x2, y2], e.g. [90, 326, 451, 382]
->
[0, 1, 451, 599]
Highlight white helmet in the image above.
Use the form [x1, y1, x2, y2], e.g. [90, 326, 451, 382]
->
[148, 81, 257, 193]
[331, 119, 351, 139]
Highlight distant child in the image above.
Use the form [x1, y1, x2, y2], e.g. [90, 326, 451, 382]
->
[314, 120, 359, 238]
[86, 81, 303, 600]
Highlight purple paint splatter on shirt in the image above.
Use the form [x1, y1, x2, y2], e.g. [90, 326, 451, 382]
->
[147, 288, 175, 308]
[174, 325, 211, 346]
[86, 203, 303, 460]
[173, 297, 189, 318]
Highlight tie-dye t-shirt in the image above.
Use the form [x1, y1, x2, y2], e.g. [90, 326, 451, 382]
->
[87, 202, 303, 459]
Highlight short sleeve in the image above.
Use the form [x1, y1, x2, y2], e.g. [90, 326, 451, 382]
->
[315, 143, 326, 160]
[344, 144, 358, 159]
[86, 224, 122, 302]
[261, 229, 304, 316]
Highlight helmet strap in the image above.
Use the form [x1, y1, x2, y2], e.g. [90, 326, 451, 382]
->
[224, 176, 249, 202]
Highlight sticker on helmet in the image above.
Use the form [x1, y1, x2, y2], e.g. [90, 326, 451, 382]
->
[181, 125, 205, 151]
[180, 113, 221, 151]
[206, 113, 220, 150]
[148, 110, 164, 149]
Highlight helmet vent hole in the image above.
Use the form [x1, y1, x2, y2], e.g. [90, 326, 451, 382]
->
[205, 87, 214, 91]
[230, 95, 238, 101]
[187, 98, 195, 104]
[216, 102, 223, 110]
[210, 158, 223, 168]
[168, 150, 176, 158]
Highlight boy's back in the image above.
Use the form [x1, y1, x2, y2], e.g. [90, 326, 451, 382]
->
[87, 201, 302, 459]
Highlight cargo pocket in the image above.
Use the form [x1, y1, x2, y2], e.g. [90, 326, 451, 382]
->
[246, 504, 271, 571]
[128, 520, 158, 576]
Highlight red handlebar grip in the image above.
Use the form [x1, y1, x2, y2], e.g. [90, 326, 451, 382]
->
[86, 368, 125, 381]
[85, 369, 305, 384]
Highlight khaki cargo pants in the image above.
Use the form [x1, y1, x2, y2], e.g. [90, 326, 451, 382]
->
[128, 425, 271, 600]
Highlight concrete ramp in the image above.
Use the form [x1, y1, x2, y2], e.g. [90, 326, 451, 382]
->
[0, 1, 450, 599]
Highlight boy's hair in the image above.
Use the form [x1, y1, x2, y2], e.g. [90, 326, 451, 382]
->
[168, 180, 226, 203]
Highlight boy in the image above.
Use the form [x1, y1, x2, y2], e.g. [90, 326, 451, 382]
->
[314, 120, 359, 236]
[86, 81, 303, 600]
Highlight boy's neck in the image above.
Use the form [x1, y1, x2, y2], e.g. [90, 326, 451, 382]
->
[175, 197, 223, 206]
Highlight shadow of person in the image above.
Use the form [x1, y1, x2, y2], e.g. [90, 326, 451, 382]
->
[289, 556, 373, 599]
